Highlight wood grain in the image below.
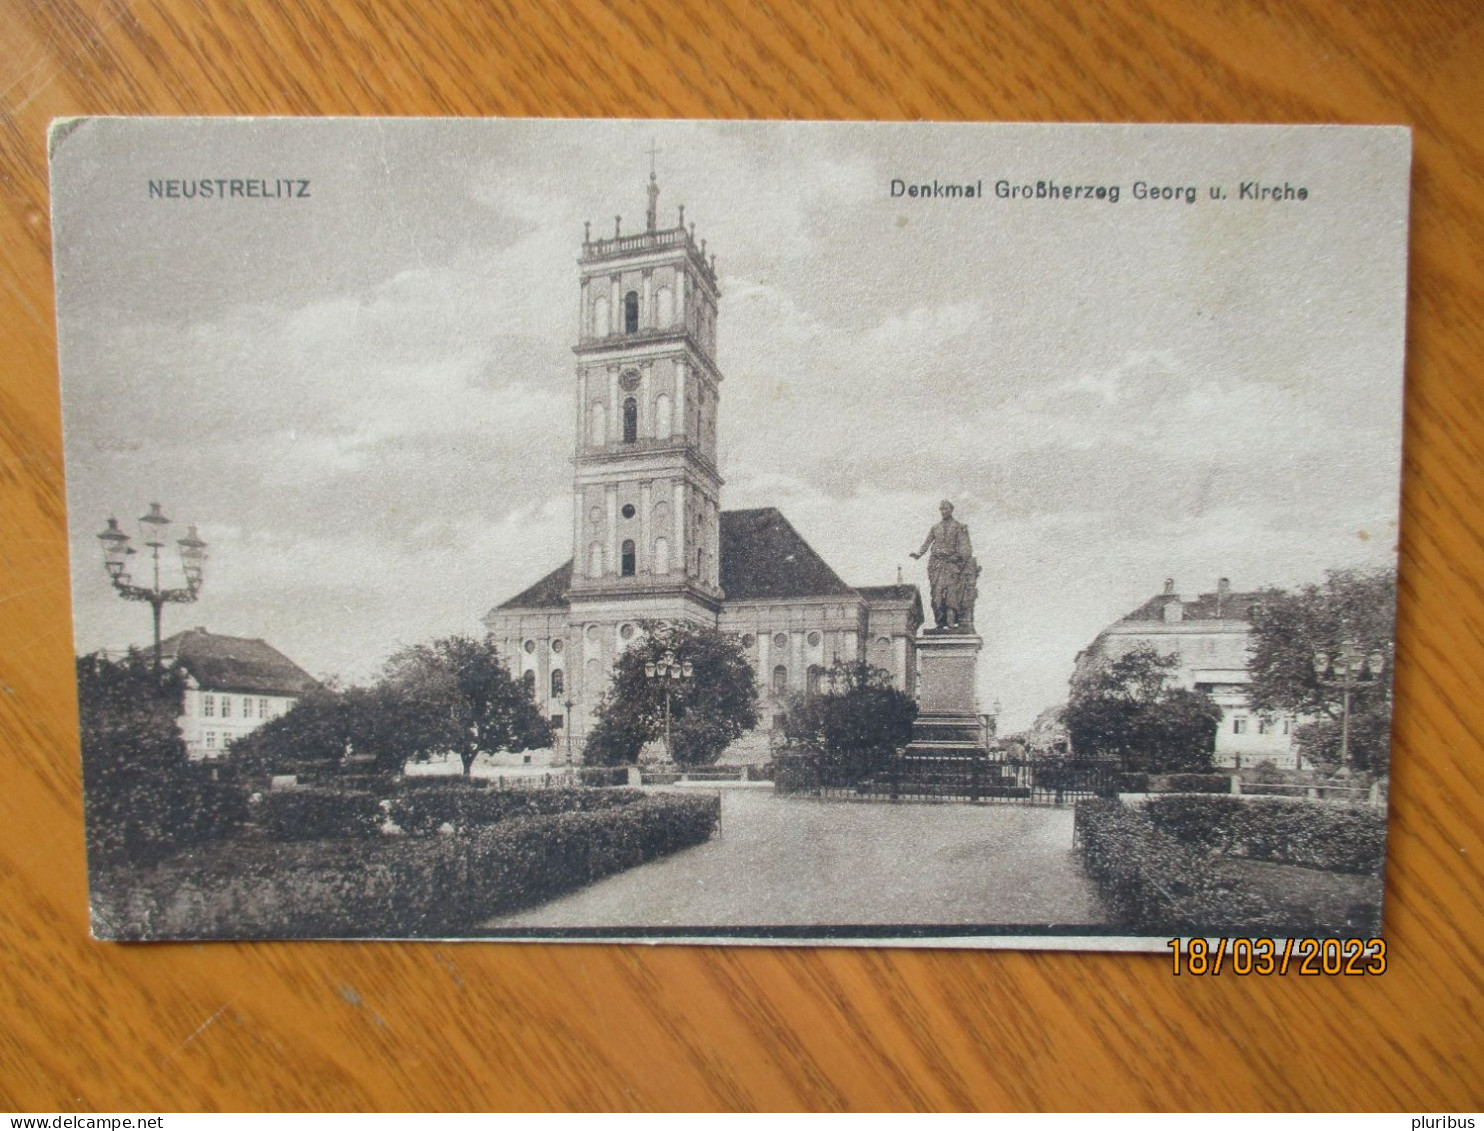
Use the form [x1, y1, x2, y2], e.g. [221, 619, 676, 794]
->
[2, 0, 1481, 1112]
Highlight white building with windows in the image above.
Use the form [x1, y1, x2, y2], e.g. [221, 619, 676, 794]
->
[483, 174, 923, 747]
[1072, 578, 1300, 769]
[159, 627, 317, 759]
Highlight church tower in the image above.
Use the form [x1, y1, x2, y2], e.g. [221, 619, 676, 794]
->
[563, 171, 725, 723]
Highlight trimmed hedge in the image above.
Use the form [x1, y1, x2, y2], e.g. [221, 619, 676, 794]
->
[87, 764, 251, 865]
[1142, 795, 1386, 874]
[577, 766, 631, 788]
[385, 787, 644, 837]
[1154, 773, 1232, 794]
[1075, 799, 1264, 934]
[397, 774, 493, 790]
[254, 784, 648, 841]
[1076, 796, 1386, 935]
[256, 789, 385, 841]
[92, 793, 721, 939]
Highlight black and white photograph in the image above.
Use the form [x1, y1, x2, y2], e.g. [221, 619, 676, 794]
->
[50, 118, 1410, 945]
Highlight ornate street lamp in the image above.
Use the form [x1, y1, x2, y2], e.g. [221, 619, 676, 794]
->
[644, 649, 693, 763]
[1312, 639, 1386, 772]
[97, 504, 208, 670]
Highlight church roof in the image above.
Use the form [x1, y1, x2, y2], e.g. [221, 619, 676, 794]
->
[492, 507, 866, 612]
[718, 508, 858, 601]
[494, 560, 574, 611]
[157, 628, 316, 696]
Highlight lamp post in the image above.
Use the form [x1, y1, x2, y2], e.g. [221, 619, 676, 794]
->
[644, 649, 692, 763]
[1312, 640, 1386, 772]
[97, 504, 208, 671]
[563, 696, 575, 766]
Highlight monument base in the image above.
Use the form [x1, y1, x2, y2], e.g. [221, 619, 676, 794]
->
[906, 631, 987, 757]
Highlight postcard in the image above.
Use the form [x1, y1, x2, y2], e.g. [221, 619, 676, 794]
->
[50, 118, 1410, 947]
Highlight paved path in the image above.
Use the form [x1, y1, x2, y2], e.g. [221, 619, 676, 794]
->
[487, 789, 1108, 929]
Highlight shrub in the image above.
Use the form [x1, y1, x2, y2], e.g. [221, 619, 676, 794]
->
[1142, 795, 1386, 874]
[780, 661, 916, 785]
[397, 775, 492, 790]
[92, 793, 721, 939]
[177, 767, 252, 845]
[255, 789, 386, 841]
[1155, 773, 1232, 794]
[1117, 772, 1152, 793]
[577, 766, 630, 788]
[78, 651, 249, 865]
[385, 787, 643, 837]
[1074, 800, 1263, 934]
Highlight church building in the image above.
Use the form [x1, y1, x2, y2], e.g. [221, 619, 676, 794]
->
[483, 173, 923, 747]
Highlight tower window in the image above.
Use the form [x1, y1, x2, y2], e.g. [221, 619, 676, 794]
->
[654, 536, 669, 575]
[772, 665, 788, 696]
[621, 539, 636, 577]
[551, 668, 564, 698]
[624, 290, 639, 334]
[622, 397, 638, 443]
[523, 670, 536, 696]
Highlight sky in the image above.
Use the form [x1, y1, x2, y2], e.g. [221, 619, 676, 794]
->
[52, 120, 1411, 730]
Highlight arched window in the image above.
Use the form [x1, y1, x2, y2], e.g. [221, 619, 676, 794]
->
[551, 668, 564, 698]
[654, 393, 672, 437]
[807, 665, 824, 699]
[653, 536, 669, 575]
[622, 397, 638, 443]
[522, 670, 536, 696]
[588, 541, 604, 578]
[624, 290, 639, 334]
[589, 401, 606, 446]
[621, 539, 636, 577]
[593, 295, 610, 337]
[656, 285, 673, 326]
[772, 665, 788, 696]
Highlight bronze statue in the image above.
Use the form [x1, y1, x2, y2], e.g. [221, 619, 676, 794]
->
[910, 499, 979, 631]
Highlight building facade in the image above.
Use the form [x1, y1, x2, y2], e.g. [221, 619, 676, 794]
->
[484, 175, 923, 748]
[1073, 578, 1299, 769]
[160, 627, 317, 759]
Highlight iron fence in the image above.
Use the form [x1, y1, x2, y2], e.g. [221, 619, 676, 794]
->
[775, 753, 1121, 805]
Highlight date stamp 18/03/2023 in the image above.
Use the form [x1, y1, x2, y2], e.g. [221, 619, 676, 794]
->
[1167, 938, 1387, 976]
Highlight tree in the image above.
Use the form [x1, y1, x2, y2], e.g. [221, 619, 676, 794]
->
[1246, 568, 1397, 773]
[779, 660, 917, 784]
[379, 635, 552, 775]
[1066, 644, 1223, 773]
[583, 622, 758, 766]
[76, 650, 245, 863]
[230, 683, 401, 776]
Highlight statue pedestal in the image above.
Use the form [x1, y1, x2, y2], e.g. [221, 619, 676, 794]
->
[907, 631, 987, 756]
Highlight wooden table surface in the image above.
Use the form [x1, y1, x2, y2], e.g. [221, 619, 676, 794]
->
[2, 1, 1481, 1113]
